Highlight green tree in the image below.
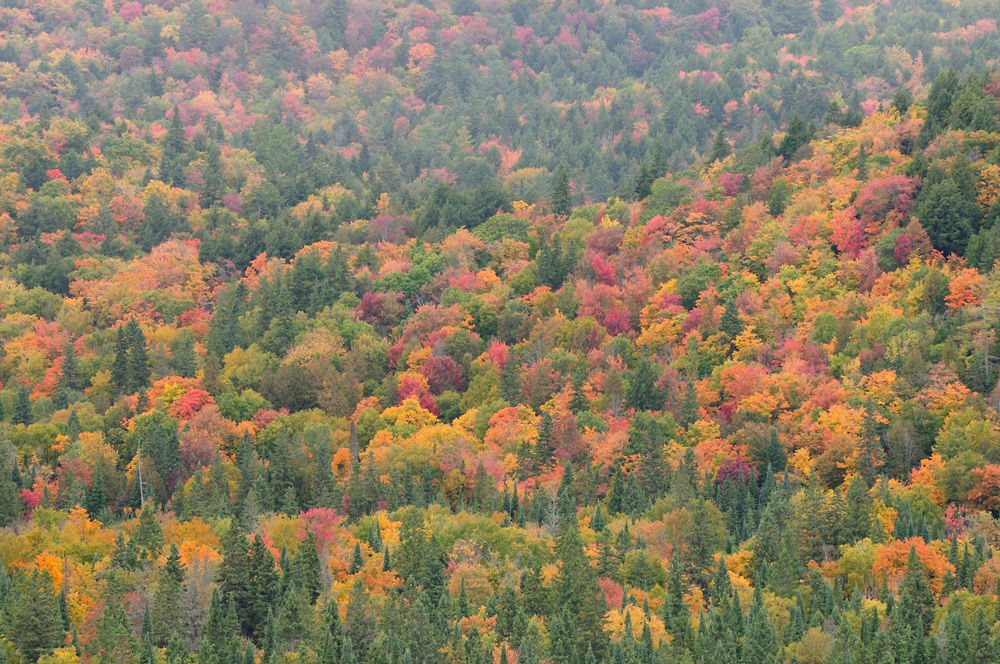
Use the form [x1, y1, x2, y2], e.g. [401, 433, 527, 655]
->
[552, 165, 572, 216]
[708, 129, 731, 163]
[60, 342, 82, 392]
[7, 571, 64, 663]
[778, 114, 813, 160]
[917, 174, 979, 256]
[153, 544, 185, 646]
[842, 474, 872, 543]
[551, 503, 606, 660]
[626, 356, 664, 412]
[126, 319, 151, 393]
[170, 330, 198, 378]
[13, 385, 32, 426]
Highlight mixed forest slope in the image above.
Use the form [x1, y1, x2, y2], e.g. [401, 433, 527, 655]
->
[2, 1, 1000, 664]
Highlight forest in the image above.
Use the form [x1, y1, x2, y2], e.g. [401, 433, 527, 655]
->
[3, 0, 1000, 663]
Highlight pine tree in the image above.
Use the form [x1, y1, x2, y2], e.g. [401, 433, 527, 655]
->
[153, 543, 185, 646]
[679, 381, 699, 428]
[126, 318, 151, 393]
[94, 575, 137, 664]
[170, 330, 198, 378]
[12, 385, 32, 426]
[742, 584, 778, 664]
[626, 356, 664, 412]
[537, 231, 567, 289]
[344, 578, 376, 661]
[708, 128, 731, 163]
[842, 473, 872, 543]
[896, 545, 936, 634]
[0, 457, 24, 526]
[857, 399, 886, 488]
[60, 342, 81, 392]
[764, 428, 786, 472]
[778, 113, 813, 161]
[552, 504, 606, 660]
[111, 324, 130, 394]
[8, 571, 65, 662]
[349, 541, 364, 574]
[295, 532, 323, 603]
[552, 165, 572, 216]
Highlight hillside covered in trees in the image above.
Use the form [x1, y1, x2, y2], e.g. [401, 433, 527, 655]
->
[4, 0, 1000, 664]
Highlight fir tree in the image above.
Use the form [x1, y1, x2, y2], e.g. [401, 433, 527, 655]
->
[12, 385, 32, 426]
[8, 571, 65, 663]
[708, 128, 731, 163]
[552, 165, 572, 216]
[170, 330, 198, 378]
[153, 544, 185, 646]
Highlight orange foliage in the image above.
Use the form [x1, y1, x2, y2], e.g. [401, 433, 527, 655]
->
[871, 537, 953, 594]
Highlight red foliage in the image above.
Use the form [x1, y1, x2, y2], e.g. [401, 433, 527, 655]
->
[598, 577, 624, 609]
[421, 354, 466, 394]
[169, 389, 214, 420]
[716, 455, 757, 485]
[487, 341, 508, 369]
[591, 254, 617, 285]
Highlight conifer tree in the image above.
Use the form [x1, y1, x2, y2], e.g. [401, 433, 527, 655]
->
[842, 473, 872, 543]
[8, 570, 65, 663]
[708, 128, 731, 163]
[552, 165, 572, 216]
[170, 330, 198, 378]
[12, 385, 32, 426]
[153, 543, 185, 646]
[126, 318, 151, 393]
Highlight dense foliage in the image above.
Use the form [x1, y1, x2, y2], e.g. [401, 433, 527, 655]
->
[4, 1, 1000, 664]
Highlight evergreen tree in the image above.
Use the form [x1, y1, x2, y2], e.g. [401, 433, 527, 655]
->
[552, 165, 572, 216]
[111, 325, 130, 394]
[708, 128, 731, 163]
[778, 113, 813, 160]
[94, 575, 137, 664]
[537, 231, 567, 289]
[551, 503, 606, 660]
[742, 584, 778, 664]
[126, 318, 151, 393]
[842, 473, 872, 543]
[896, 545, 936, 634]
[8, 571, 65, 663]
[295, 532, 323, 603]
[626, 356, 664, 412]
[153, 543, 185, 646]
[763, 428, 786, 472]
[60, 342, 81, 392]
[170, 330, 198, 378]
[12, 385, 32, 426]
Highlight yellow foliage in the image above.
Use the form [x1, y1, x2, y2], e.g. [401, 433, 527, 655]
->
[604, 605, 669, 647]
[264, 513, 304, 554]
[38, 647, 81, 664]
[178, 542, 222, 568]
[787, 626, 834, 664]
[33, 551, 65, 593]
[165, 516, 221, 551]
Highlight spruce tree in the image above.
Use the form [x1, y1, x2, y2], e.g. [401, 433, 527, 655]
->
[112, 325, 130, 394]
[626, 356, 664, 412]
[0, 458, 24, 526]
[170, 330, 198, 378]
[8, 571, 65, 663]
[842, 473, 872, 543]
[708, 128, 731, 163]
[153, 543, 185, 645]
[60, 342, 81, 392]
[552, 165, 572, 216]
[12, 385, 32, 426]
[126, 318, 151, 393]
